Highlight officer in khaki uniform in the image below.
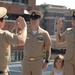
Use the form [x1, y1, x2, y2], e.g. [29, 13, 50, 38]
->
[21, 10, 52, 75]
[56, 11, 75, 75]
[0, 7, 27, 75]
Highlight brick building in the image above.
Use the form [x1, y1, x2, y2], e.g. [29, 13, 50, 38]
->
[0, 0, 37, 30]
[0, 0, 38, 62]
[38, 4, 75, 35]
[0, 1, 75, 62]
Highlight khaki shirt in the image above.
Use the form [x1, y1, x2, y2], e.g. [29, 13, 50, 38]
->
[0, 29, 19, 71]
[24, 27, 51, 58]
[60, 27, 75, 60]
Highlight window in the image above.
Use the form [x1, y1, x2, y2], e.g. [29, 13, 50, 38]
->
[11, 51, 23, 62]
[22, 0, 28, 4]
[12, 0, 18, 2]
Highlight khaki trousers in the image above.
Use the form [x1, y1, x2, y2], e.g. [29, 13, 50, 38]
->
[64, 60, 75, 75]
[21, 58, 43, 75]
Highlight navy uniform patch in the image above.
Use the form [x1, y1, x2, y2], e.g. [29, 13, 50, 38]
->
[37, 35, 44, 42]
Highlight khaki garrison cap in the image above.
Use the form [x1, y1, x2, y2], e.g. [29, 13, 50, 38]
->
[29, 10, 43, 19]
[0, 7, 7, 19]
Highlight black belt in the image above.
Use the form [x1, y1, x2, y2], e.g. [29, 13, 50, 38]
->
[0, 71, 10, 75]
[0, 71, 4, 74]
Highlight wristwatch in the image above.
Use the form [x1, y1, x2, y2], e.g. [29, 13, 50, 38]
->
[45, 60, 49, 63]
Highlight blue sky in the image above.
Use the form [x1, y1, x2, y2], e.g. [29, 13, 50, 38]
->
[36, 0, 75, 9]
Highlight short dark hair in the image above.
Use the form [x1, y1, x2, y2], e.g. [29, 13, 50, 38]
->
[0, 15, 6, 22]
[72, 11, 75, 20]
[0, 17, 4, 22]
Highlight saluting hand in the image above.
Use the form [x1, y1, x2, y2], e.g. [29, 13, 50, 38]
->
[16, 16, 27, 29]
[57, 18, 63, 31]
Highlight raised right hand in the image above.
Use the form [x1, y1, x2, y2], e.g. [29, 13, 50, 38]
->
[16, 16, 27, 29]
[57, 18, 63, 30]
